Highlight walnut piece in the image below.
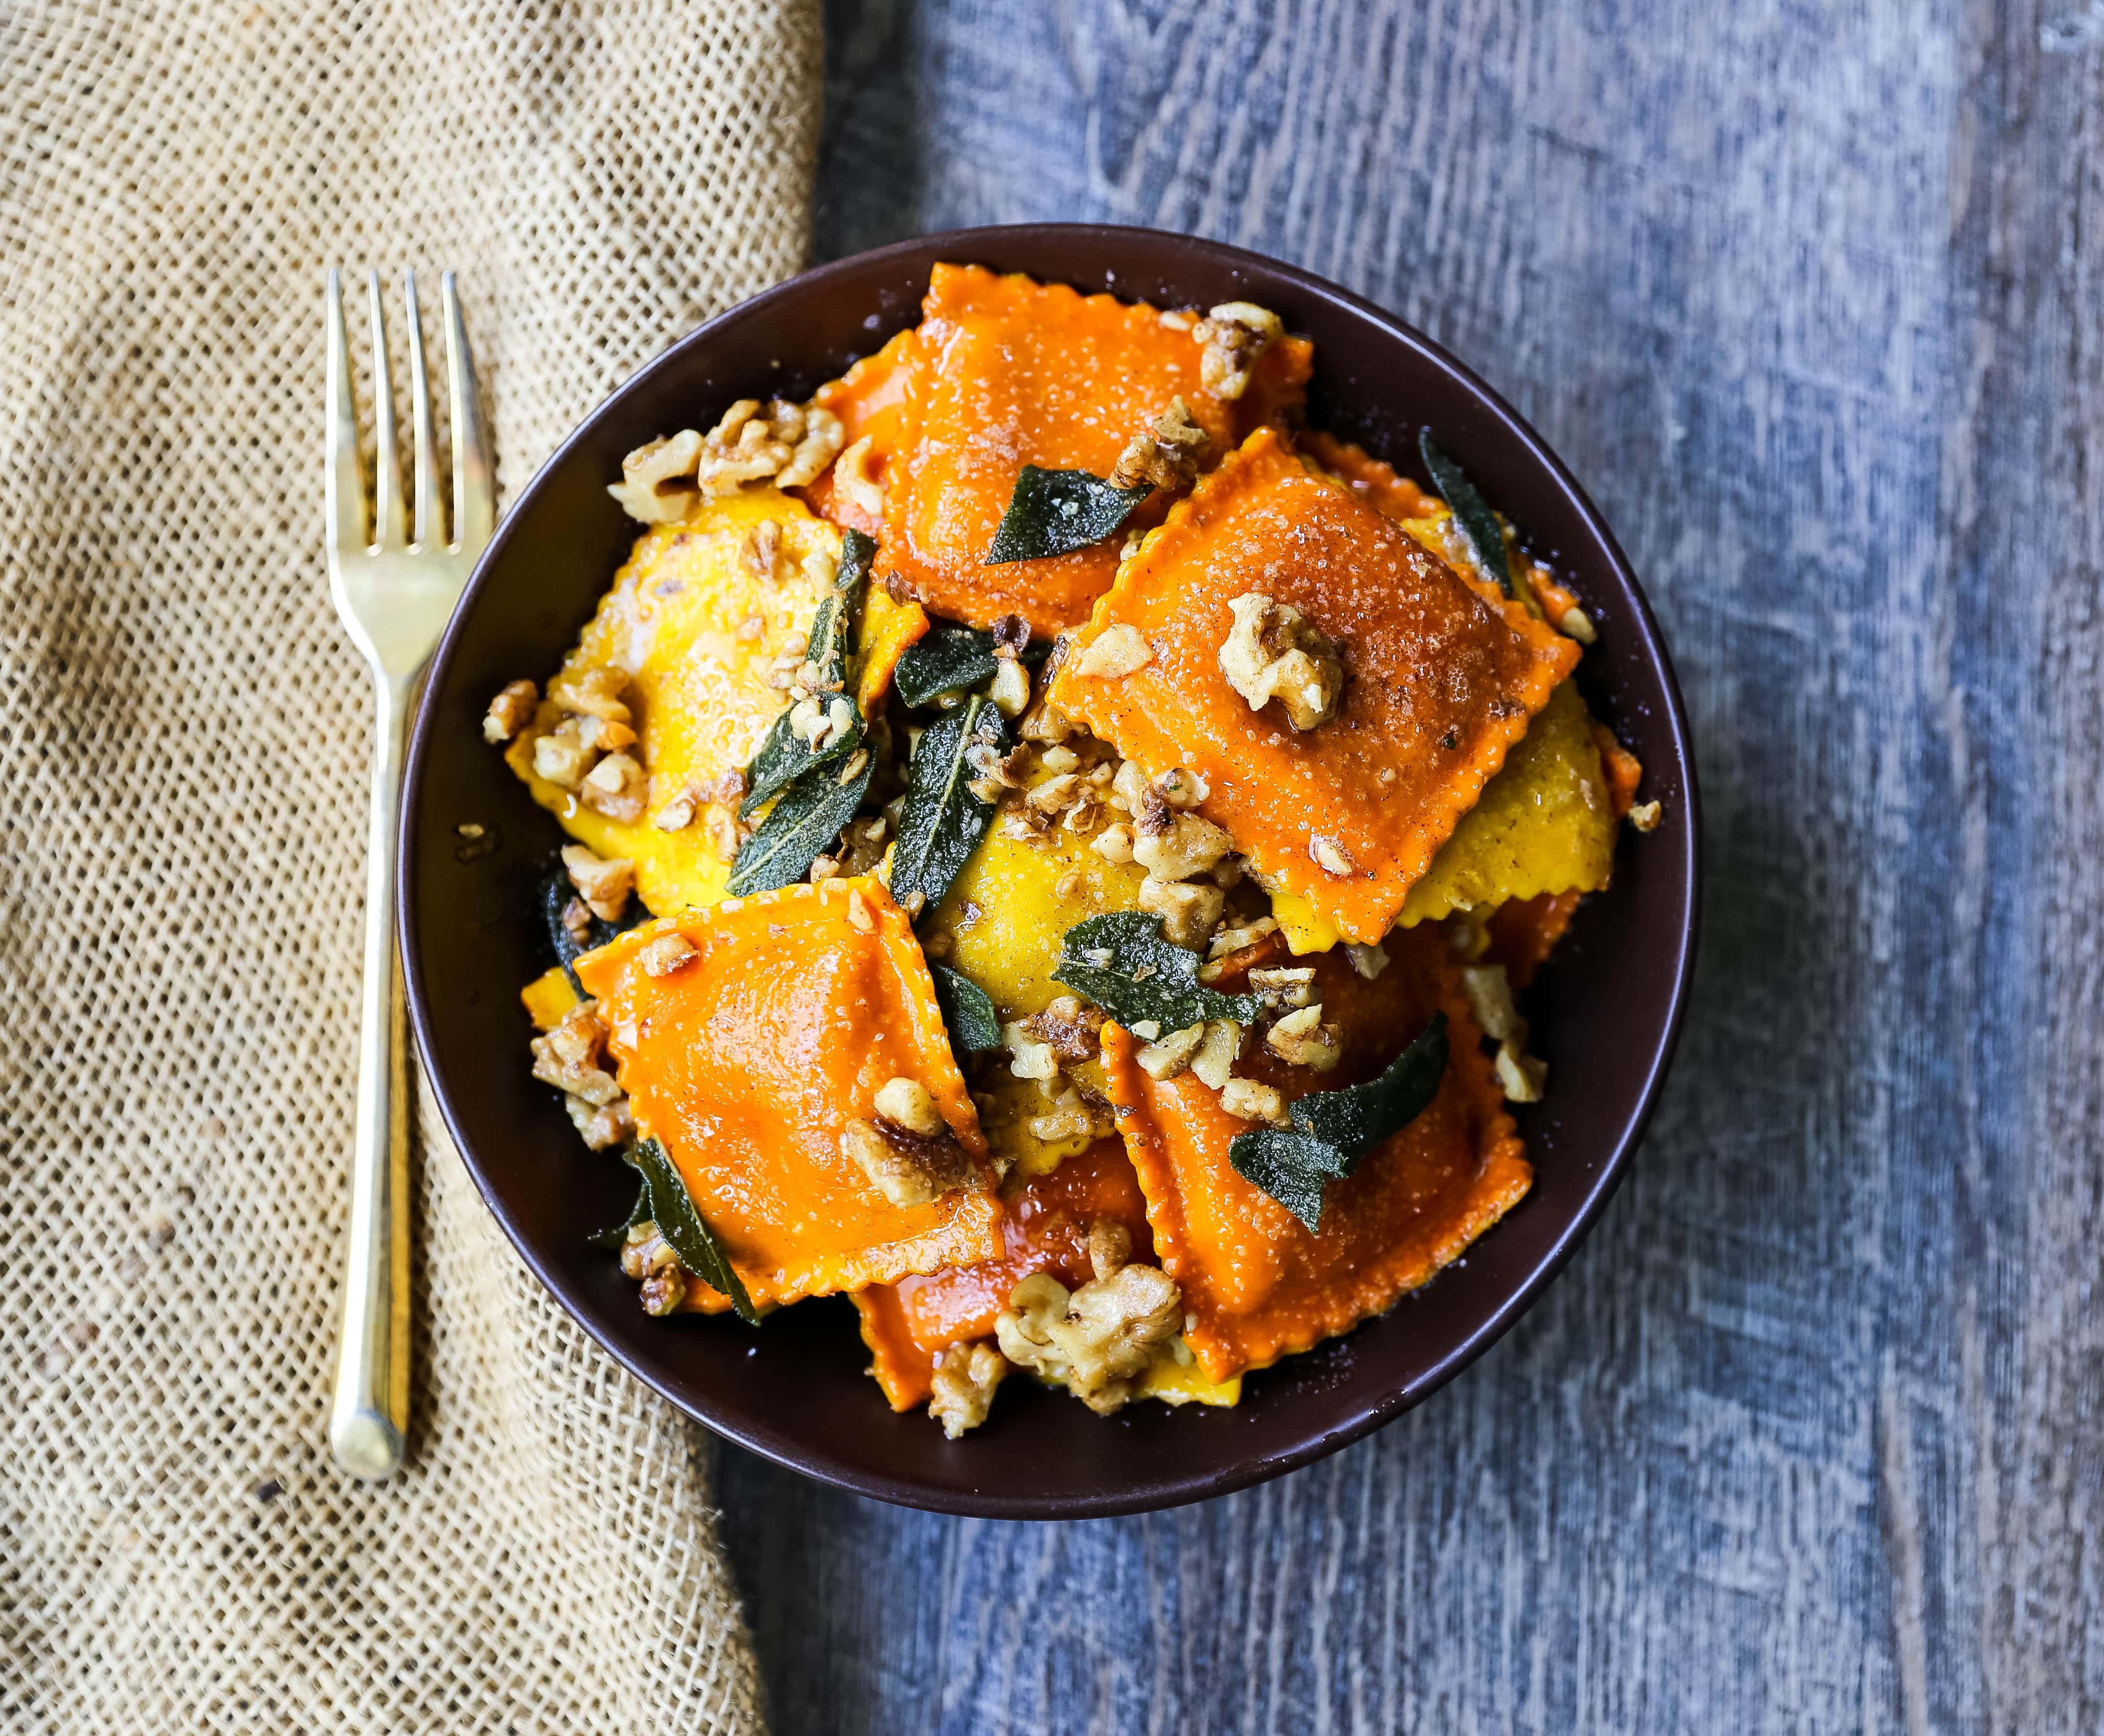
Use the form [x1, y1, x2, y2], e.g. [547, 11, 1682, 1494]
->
[1309, 833, 1356, 877]
[1248, 966, 1317, 1009]
[1495, 1043, 1548, 1103]
[1133, 811, 1233, 883]
[842, 1114, 975, 1208]
[606, 429, 705, 523]
[927, 1341, 1008, 1438]
[561, 843, 634, 923]
[1136, 1022, 1206, 1081]
[1088, 1219, 1132, 1282]
[873, 1076, 945, 1137]
[637, 933, 697, 978]
[605, 398, 846, 523]
[1459, 964, 1523, 1044]
[483, 679, 538, 744]
[1218, 591, 1344, 731]
[530, 1001, 622, 1106]
[989, 659, 1031, 718]
[1628, 800, 1662, 832]
[1218, 1076, 1289, 1126]
[1074, 624, 1152, 680]
[564, 1093, 634, 1152]
[1265, 1004, 1342, 1071]
[994, 1263, 1183, 1414]
[1138, 876, 1224, 947]
[1020, 995, 1105, 1063]
[1192, 301, 1284, 401]
[1189, 1020, 1245, 1090]
[1108, 396, 1210, 492]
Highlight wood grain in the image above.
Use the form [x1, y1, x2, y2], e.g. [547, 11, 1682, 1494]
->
[719, 2, 2104, 1729]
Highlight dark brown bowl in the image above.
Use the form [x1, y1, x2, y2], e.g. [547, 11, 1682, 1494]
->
[401, 224, 1701, 1518]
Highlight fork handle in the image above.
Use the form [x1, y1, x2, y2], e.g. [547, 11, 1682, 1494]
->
[330, 671, 415, 1479]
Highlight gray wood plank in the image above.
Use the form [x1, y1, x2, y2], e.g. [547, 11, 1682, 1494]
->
[717, 2, 2104, 1730]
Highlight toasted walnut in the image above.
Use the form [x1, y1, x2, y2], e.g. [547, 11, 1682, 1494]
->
[564, 1093, 634, 1152]
[1001, 1020, 1061, 1087]
[1088, 1219, 1132, 1282]
[788, 692, 856, 753]
[1028, 1086, 1115, 1144]
[1074, 624, 1152, 680]
[1206, 916, 1279, 960]
[1219, 592, 1343, 731]
[927, 1340, 1008, 1438]
[704, 806, 741, 864]
[1091, 822, 1136, 864]
[1346, 941, 1390, 979]
[1249, 966, 1316, 1009]
[1495, 1043, 1548, 1103]
[832, 436, 885, 517]
[989, 659, 1031, 718]
[1019, 695, 1075, 744]
[1021, 996, 1105, 1063]
[1136, 1022, 1206, 1081]
[1134, 811, 1233, 882]
[842, 1114, 975, 1208]
[1190, 1020, 1245, 1090]
[530, 1001, 621, 1105]
[532, 722, 595, 789]
[990, 613, 1031, 659]
[607, 429, 706, 523]
[550, 667, 632, 723]
[637, 933, 697, 978]
[1219, 1076, 1290, 1125]
[620, 1220, 676, 1281]
[1628, 800, 1662, 833]
[483, 679, 538, 744]
[1309, 833, 1356, 877]
[1108, 396, 1210, 492]
[1192, 301, 1284, 400]
[1265, 1005, 1342, 1071]
[580, 750, 647, 823]
[1138, 876, 1224, 947]
[1153, 765, 1208, 809]
[873, 1076, 945, 1137]
[639, 1262, 688, 1317]
[1459, 964, 1523, 1044]
[996, 1264, 1183, 1414]
[1558, 604, 1597, 644]
[561, 844, 633, 922]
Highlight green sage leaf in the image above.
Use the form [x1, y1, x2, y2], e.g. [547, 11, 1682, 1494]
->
[894, 624, 1051, 709]
[888, 695, 1008, 913]
[1228, 1011, 1450, 1232]
[1418, 433, 1512, 597]
[1053, 911, 1263, 1030]
[929, 960, 1003, 1055]
[983, 465, 1151, 564]
[587, 1176, 652, 1252]
[728, 747, 874, 896]
[740, 529, 877, 814]
[627, 1136, 759, 1324]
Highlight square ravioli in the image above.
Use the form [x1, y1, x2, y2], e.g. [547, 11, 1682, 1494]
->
[880, 263, 1311, 637]
[573, 878, 1002, 1310]
[1050, 427, 1580, 944]
[1099, 924, 1530, 1381]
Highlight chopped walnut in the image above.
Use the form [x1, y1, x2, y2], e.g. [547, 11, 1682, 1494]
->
[607, 429, 706, 523]
[832, 436, 885, 517]
[530, 1001, 622, 1106]
[1091, 822, 1136, 864]
[639, 1263, 688, 1317]
[1559, 604, 1597, 644]
[550, 667, 632, 723]
[1459, 964, 1523, 1044]
[1628, 800, 1662, 832]
[1074, 624, 1152, 680]
[1136, 1022, 1206, 1081]
[564, 1093, 634, 1151]
[927, 1340, 1007, 1438]
[1218, 1076, 1290, 1125]
[989, 658, 1031, 718]
[873, 1076, 945, 1137]
[1346, 941, 1390, 979]
[842, 1114, 976, 1208]
[580, 750, 648, 822]
[637, 933, 697, 977]
[704, 806, 741, 864]
[1020, 996, 1104, 1063]
[1001, 1021, 1061, 1087]
[996, 1264, 1183, 1414]
[1190, 1019, 1245, 1090]
[743, 518, 782, 584]
[845, 888, 875, 932]
[532, 723, 595, 789]
[1265, 1004, 1342, 1071]
[1019, 695, 1075, 744]
[1138, 876, 1225, 947]
[788, 692, 856, 752]
[561, 844, 634, 923]
[1206, 916, 1279, 960]
[1219, 592, 1344, 731]
[1495, 1043, 1548, 1103]
[1134, 811, 1233, 883]
[621, 1221, 690, 1314]
[1108, 396, 1210, 492]
[1088, 1219, 1132, 1282]
[483, 679, 538, 744]
[1309, 833, 1356, 877]
[1192, 301, 1284, 400]
[1249, 966, 1317, 1009]
[1028, 1086, 1115, 1144]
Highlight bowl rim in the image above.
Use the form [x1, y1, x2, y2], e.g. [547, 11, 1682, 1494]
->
[400, 221, 1703, 1517]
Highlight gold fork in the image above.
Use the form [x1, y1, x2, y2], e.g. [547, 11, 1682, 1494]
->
[323, 269, 494, 1479]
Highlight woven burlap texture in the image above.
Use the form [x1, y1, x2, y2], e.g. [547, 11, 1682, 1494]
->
[0, 3, 823, 1729]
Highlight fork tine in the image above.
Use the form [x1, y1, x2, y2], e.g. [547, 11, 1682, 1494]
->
[443, 272, 495, 552]
[403, 271, 443, 548]
[324, 270, 368, 553]
[366, 269, 408, 550]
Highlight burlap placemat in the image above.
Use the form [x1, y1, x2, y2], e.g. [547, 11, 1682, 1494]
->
[0, 4, 822, 1728]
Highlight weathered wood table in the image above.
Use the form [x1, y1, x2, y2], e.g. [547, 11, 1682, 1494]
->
[718, 3, 2104, 1728]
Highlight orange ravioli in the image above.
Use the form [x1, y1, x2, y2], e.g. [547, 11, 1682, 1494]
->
[1052, 427, 1580, 943]
[1592, 722, 1644, 819]
[801, 326, 918, 539]
[881, 263, 1311, 637]
[1101, 925, 1530, 1381]
[573, 878, 1002, 1312]
[852, 1138, 1152, 1410]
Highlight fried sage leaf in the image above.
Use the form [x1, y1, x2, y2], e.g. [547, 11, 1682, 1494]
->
[587, 1176, 652, 1252]
[541, 857, 648, 994]
[894, 623, 1051, 708]
[727, 746, 874, 896]
[983, 465, 1151, 565]
[626, 1136, 759, 1324]
[1228, 1011, 1450, 1231]
[740, 528, 877, 814]
[1053, 911, 1263, 1030]
[889, 694, 1008, 914]
[1417, 433, 1511, 597]
[929, 960, 1003, 1056]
